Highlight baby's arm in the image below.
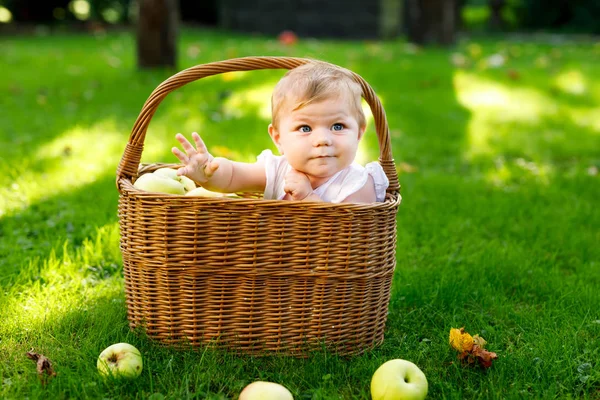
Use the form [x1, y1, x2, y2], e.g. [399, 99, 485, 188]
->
[172, 132, 265, 193]
[342, 175, 377, 203]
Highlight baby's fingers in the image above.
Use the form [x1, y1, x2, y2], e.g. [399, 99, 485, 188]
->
[204, 159, 219, 177]
[176, 166, 190, 177]
[175, 133, 197, 154]
[191, 132, 209, 154]
[172, 146, 188, 164]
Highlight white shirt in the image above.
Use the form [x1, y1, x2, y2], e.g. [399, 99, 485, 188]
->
[258, 150, 389, 203]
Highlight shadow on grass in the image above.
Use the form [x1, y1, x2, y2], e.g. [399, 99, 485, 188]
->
[0, 174, 121, 281]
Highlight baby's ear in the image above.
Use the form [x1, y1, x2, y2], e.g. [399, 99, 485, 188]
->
[268, 124, 283, 154]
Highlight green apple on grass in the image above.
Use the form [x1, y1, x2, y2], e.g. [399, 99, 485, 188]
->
[97, 343, 143, 379]
[371, 359, 428, 400]
[238, 381, 294, 400]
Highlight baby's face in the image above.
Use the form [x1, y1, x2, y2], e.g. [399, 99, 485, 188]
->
[269, 96, 365, 188]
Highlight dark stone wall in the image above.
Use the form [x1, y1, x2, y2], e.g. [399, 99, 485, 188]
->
[219, 0, 381, 39]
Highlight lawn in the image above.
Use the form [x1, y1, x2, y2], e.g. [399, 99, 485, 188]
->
[1, 27, 599, 399]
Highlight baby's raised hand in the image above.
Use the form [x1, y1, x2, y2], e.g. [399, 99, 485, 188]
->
[171, 132, 219, 183]
[284, 169, 313, 201]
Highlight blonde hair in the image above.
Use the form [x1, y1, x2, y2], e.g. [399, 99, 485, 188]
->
[271, 61, 366, 129]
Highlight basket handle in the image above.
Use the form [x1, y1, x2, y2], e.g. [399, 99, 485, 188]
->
[116, 56, 399, 193]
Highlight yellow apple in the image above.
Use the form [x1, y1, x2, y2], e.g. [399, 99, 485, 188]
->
[371, 359, 428, 400]
[238, 381, 293, 400]
[97, 343, 143, 379]
[133, 172, 185, 194]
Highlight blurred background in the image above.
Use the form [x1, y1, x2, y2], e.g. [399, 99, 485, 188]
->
[2, 0, 600, 36]
[1, 0, 598, 68]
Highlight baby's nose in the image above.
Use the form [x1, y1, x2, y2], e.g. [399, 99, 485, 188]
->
[313, 129, 333, 146]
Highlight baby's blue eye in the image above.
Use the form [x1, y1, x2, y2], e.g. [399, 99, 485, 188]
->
[332, 123, 344, 131]
[299, 125, 311, 133]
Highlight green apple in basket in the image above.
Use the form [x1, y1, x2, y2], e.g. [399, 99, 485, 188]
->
[133, 167, 196, 195]
[371, 359, 428, 400]
[153, 167, 196, 192]
[185, 186, 229, 197]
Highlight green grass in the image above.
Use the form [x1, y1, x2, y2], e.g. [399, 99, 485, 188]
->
[1, 27, 599, 399]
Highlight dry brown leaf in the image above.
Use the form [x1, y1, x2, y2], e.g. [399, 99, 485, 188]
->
[26, 349, 56, 384]
[471, 345, 498, 368]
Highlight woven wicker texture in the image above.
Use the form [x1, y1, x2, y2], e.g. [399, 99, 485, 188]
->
[117, 57, 401, 356]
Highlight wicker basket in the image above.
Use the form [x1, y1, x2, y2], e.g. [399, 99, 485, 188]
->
[116, 57, 401, 356]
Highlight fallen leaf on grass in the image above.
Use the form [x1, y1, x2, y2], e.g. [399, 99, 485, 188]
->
[473, 334, 487, 347]
[449, 327, 497, 369]
[26, 349, 56, 384]
[449, 327, 474, 352]
[471, 344, 497, 368]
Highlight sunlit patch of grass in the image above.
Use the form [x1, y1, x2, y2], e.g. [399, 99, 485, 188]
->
[0, 222, 121, 328]
[0, 121, 122, 217]
[456, 77, 549, 161]
[453, 70, 600, 165]
[568, 107, 600, 132]
[457, 76, 547, 117]
[223, 80, 276, 121]
[356, 101, 378, 165]
[0, 222, 123, 373]
[553, 69, 588, 96]
[485, 157, 554, 189]
[220, 71, 250, 82]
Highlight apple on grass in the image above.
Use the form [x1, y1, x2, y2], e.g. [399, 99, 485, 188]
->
[371, 359, 428, 400]
[238, 381, 294, 400]
[97, 343, 143, 379]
